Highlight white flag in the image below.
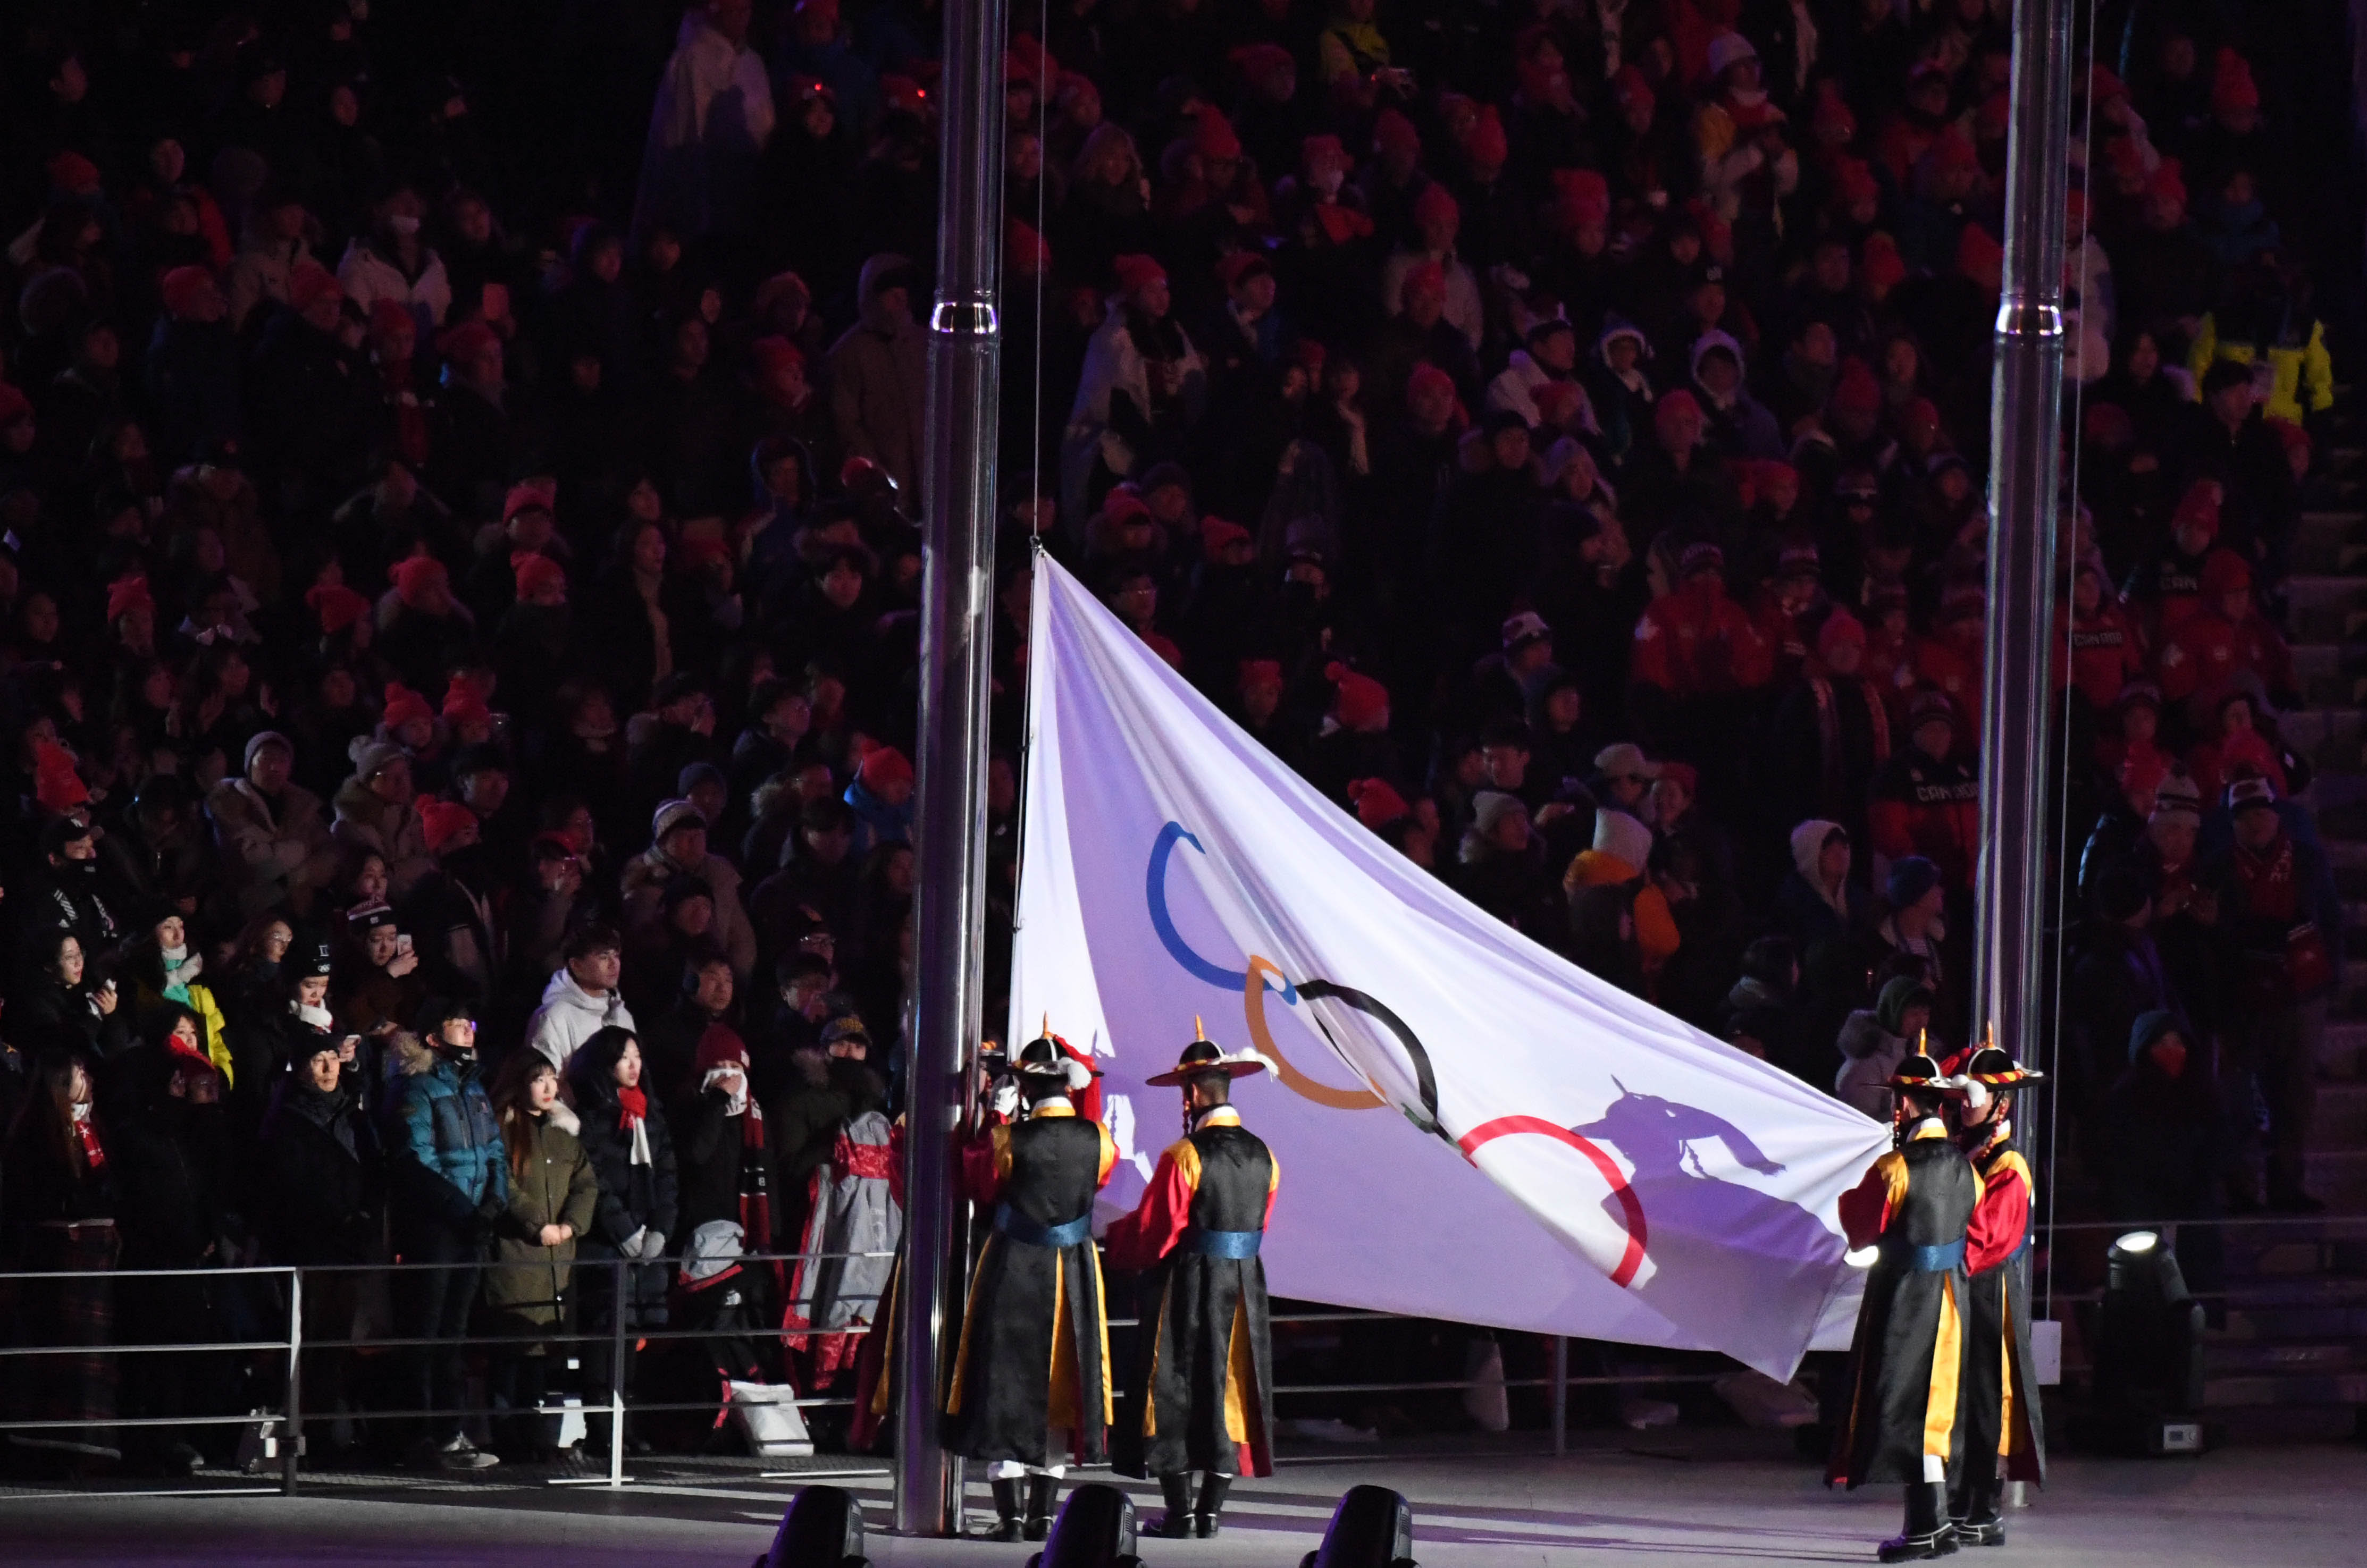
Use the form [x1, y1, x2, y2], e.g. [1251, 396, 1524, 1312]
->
[1010, 553, 1887, 1379]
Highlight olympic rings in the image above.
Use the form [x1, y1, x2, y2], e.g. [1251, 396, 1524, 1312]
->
[1241, 956, 1386, 1110]
[1457, 1117, 1649, 1287]
[1146, 823, 1298, 1004]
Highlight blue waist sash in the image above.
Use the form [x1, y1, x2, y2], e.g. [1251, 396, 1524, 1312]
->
[995, 1205, 1092, 1250]
[1180, 1227, 1263, 1259]
[1882, 1237, 1967, 1272]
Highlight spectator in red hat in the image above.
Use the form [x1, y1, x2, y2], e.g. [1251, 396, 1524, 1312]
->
[841, 741, 914, 861]
[1911, 579, 1986, 756]
[1302, 661, 1401, 805]
[1380, 183, 1482, 349]
[146, 265, 242, 462]
[1629, 541, 1773, 783]
[2156, 548, 2296, 707]
[380, 554, 476, 694]
[1061, 249, 1205, 526]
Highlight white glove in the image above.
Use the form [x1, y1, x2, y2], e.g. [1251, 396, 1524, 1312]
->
[623, 1226, 648, 1257]
[990, 1080, 1021, 1118]
[1061, 1056, 1095, 1093]
[639, 1230, 668, 1261]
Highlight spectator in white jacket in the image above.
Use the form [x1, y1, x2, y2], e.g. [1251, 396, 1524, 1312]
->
[630, 0, 775, 246]
[526, 925, 637, 1072]
[337, 186, 452, 338]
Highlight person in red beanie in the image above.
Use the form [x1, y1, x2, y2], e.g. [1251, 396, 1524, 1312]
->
[2123, 478, 2223, 651]
[1380, 183, 1480, 350]
[2156, 549, 2295, 707]
[1304, 661, 1403, 805]
[1768, 608, 1894, 848]
[380, 553, 475, 694]
[147, 264, 242, 461]
[842, 741, 914, 858]
[1061, 248, 1206, 528]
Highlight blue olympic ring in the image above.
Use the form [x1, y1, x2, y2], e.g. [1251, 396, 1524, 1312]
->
[1145, 822, 1298, 1005]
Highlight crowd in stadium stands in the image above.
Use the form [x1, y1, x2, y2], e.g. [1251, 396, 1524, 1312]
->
[0, 0, 2350, 1475]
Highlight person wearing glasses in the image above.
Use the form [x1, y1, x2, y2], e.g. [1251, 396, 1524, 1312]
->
[390, 997, 505, 1470]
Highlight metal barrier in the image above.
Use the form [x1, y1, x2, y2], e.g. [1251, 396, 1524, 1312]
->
[4, 1212, 2346, 1497]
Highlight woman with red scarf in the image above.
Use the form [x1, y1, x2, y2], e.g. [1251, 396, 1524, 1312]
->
[0, 1051, 119, 1472]
[569, 1024, 679, 1452]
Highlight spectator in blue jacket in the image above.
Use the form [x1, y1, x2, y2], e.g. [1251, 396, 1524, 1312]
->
[391, 996, 506, 1470]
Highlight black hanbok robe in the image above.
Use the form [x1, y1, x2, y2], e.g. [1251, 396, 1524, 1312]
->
[1959, 1145, 2045, 1486]
[943, 1102, 1116, 1466]
[1826, 1122, 1982, 1488]
[1105, 1106, 1279, 1479]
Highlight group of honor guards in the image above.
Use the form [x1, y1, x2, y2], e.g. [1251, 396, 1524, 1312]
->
[1826, 1034, 2046, 1561]
[942, 1021, 1278, 1542]
[919, 1007, 2038, 1558]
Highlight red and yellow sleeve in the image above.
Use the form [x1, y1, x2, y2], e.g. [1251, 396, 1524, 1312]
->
[1965, 1151, 2032, 1274]
[1262, 1147, 1281, 1230]
[1837, 1150, 1909, 1250]
[957, 1124, 1012, 1206]
[1103, 1138, 1201, 1271]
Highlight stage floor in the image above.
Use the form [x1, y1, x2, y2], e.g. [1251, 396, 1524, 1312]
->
[4, 1435, 2362, 1565]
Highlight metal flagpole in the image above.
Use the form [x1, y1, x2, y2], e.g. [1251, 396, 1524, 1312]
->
[893, 0, 1009, 1537]
[1972, 0, 2075, 1061]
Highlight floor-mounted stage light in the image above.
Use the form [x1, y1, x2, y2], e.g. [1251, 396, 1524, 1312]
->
[1298, 1483, 1418, 1568]
[2090, 1229, 2207, 1455]
[753, 1484, 869, 1567]
[1027, 1480, 1140, 1568]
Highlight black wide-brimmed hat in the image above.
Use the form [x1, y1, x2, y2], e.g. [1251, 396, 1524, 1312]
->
[1147, 1018, 1272, 1086]
[1962, 1044, 2046, 1087]
[1886, 1049, 1969, 1095]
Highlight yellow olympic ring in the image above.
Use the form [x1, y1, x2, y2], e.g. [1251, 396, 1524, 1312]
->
[1243, 955, 1386, 1110]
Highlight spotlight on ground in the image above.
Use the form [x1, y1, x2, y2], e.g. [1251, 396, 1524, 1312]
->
[753, 1483, 869, 1567]
[1297, 1483, 1417, 1568]
[2089, 1229, 2206, 1456]
[1026, 1480, 1139, 1568]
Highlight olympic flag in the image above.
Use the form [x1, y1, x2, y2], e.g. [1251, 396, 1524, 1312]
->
[1009, 553, 1890, 1379]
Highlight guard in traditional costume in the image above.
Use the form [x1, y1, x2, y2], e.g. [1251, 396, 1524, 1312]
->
[1945, 1038, 2047, 1544]
[1826, 1049, 1981, 1562]
[1105, 1027, 1280, 1539]
[944, 1033, 1114, 1541]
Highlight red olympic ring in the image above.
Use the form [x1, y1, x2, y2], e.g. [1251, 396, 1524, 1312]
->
[1456, 1117, 1649, 1288]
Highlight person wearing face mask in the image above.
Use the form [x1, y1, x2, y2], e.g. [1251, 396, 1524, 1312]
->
[260, 1033, 382, 1462]
[391, 997, 506, 1469]
[335, 185, 453, 335]
[121, 904, 233, 1086]
[22, 816, 122, 971]
[568, 1025, 679, 1455]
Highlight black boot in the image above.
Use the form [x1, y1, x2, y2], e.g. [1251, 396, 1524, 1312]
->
[1954, 1477, 2003, 1547]
[1024, 1473, 1060, 1541]
[1194, 1472, 1232, 1538]
[985, 1478, 1025, 1542]
[1877, 1482, 1957, 1562]
[1148, 1473, 1197, 1538]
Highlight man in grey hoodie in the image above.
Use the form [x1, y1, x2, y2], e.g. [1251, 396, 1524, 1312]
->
[1834, 977, 1933, 1121]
